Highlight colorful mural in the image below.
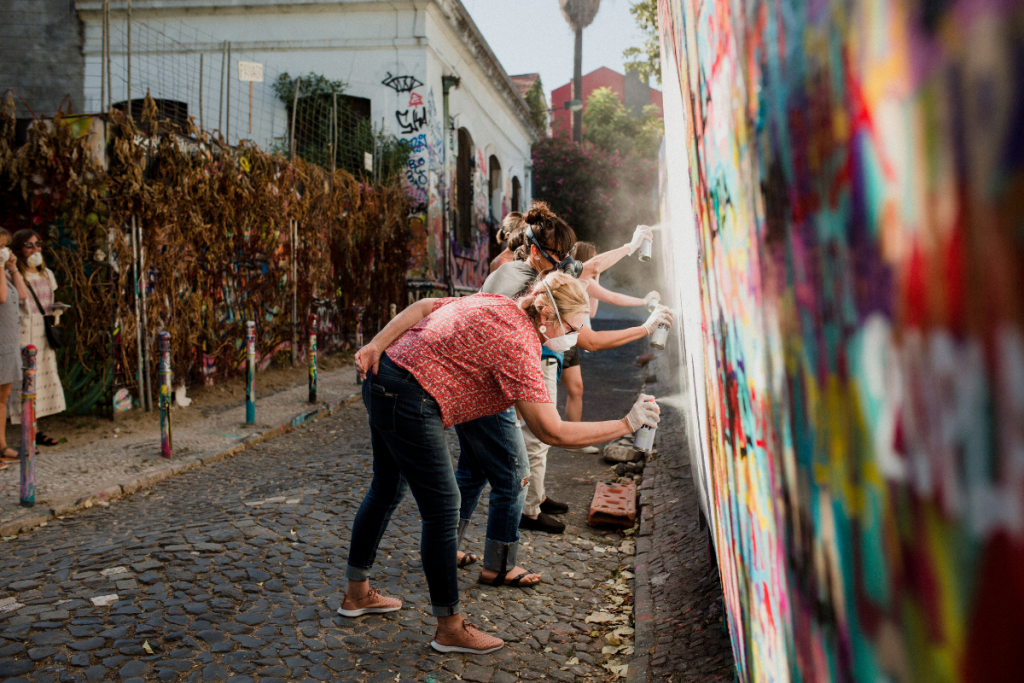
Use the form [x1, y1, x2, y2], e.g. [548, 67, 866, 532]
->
[656, 0, 1024, 681]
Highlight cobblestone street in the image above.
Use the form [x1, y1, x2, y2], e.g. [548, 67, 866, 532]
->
[0, 396, 642, 683]
[0, 320, 671, 683]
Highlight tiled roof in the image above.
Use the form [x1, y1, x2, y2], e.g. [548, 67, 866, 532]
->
[509, 73, 540, 98]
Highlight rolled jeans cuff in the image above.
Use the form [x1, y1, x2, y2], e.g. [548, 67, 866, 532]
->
[345, 563, 371, 582]
[483, 539, 519, 573]
[431, 600, 461, 618]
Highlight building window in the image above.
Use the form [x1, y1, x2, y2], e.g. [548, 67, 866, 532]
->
[456, 127, 474, 246]
[113, 98, 189, 129]
[511, 176, 521, 213]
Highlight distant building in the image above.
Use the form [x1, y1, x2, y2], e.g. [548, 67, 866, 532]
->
[2, 0, 540, 294]
[550, 67, 663, 138]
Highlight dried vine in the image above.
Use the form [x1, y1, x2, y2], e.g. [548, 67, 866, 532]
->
[0, 93, 409, 414]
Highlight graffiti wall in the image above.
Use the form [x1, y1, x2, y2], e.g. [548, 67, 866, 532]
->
[656, 0, 1024, 681]
[389, 71, 491, 292]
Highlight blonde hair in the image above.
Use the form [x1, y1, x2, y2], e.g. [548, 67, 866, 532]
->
[518, 271, 590, 327]
[0, 228, 10, 248]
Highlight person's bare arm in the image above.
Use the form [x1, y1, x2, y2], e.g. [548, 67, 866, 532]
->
[515, 400, 631, 449]
[354, 299, 434, 377]
[575, 323, 648, 352]
[580, 245, 630, 280]
[586, 279, 644, 308]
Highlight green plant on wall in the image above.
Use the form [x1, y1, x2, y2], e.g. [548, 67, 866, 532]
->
[524, 77, 549, 133]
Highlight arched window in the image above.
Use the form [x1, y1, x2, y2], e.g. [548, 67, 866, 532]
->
[456, 128, 474, 246]
[488, 155, 502, 224]
[511, 176, 521, 213]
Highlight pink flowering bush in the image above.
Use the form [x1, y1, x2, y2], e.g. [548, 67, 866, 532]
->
[532, 134, 658, 247]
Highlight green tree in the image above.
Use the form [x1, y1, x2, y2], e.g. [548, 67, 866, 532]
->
[524, 78, 548, 134]
[623, 0, 660, 84]
[582, 87, 663, 159]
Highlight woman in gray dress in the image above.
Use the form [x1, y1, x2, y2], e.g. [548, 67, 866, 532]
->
[0, 228, 25, 466]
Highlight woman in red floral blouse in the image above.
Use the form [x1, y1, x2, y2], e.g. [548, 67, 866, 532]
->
[339, 272, 661, 655]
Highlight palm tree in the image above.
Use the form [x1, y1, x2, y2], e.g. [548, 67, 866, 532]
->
[559, 0, 601, 142]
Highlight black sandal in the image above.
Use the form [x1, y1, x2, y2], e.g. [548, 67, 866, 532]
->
[457, 553, 479, 568]
[478, 569, 540, 587]
[36, 433, 58, 447]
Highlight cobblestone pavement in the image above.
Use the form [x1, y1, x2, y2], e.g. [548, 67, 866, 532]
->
[0, 397, 640, 681]
[635, 397, 734, 682]
[0, 366, 362, 525]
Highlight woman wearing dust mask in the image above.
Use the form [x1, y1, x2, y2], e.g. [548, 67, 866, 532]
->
[7, 230, 66, 447]
[0, 228, 27, 466]
[343, 271, 660, 655]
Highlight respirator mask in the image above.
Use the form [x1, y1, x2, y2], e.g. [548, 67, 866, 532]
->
[526, 226, 583, 278]
[27, 252, 43, 268]
[0, 247, 10, 266]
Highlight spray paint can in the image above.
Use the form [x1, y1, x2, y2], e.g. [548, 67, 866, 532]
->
[638, 237, 652, 262]
[647, 296, 660, 313]
[633, 398, 657, 452]
[650, 321, 670, 350]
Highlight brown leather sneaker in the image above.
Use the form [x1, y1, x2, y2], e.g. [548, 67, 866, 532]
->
[430, 621, 504, 654]
[336, 587, 402, 617]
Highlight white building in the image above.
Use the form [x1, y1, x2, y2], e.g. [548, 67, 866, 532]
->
[74, 0, 540, 292]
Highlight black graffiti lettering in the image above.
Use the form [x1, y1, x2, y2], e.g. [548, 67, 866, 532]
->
[395, 108, 428, 135]
[382, 72, 424, 93]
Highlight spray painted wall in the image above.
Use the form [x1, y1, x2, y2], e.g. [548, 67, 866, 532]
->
[655, 0, 1024, 681]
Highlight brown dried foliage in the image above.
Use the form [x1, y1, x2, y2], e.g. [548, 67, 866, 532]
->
[0, 93, 409, 406]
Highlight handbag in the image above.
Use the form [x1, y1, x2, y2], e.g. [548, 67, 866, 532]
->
[24, 278, 63, 350]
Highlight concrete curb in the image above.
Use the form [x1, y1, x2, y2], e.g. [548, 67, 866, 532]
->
[627, 375, 660, 683]
[0, 392, 360, 538]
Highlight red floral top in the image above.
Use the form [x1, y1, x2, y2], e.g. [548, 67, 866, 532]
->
[387, 293, 551, 427]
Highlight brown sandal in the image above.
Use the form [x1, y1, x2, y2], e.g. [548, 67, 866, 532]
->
[0, 448, 18, 462]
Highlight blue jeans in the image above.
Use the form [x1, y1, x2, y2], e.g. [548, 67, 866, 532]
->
[346, 353, 461, 617]
[454, 408, 530, 573]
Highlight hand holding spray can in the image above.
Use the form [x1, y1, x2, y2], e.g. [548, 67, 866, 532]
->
[650, 321, 670, 350]
[631, 397, 658, 452]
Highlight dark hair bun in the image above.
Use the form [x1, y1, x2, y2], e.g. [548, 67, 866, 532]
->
[525, 201, 556, 225]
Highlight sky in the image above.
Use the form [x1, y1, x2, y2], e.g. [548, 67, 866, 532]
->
[458, 0, 651, 104]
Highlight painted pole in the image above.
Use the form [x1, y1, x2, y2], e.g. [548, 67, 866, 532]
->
[19, 345, 37, 509]
[308, 313, 317, 404]
[158, 331, 172, 458]
[355, 307, 364, 386]
[245, 321, 256, 424]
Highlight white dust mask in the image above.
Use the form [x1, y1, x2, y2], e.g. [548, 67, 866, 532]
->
[27, 252, 43, 268]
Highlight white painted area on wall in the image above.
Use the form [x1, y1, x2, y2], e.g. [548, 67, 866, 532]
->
[656, 35, 714, 530]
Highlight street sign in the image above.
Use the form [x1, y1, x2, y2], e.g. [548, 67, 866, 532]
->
[238, 61, 263, 83]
